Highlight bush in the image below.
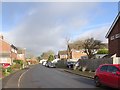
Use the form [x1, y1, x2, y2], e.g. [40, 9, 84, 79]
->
[55, 60, 67, 69]
[2, 67, 13, 76]
[13, 60, 23, 66]
[11, 64, 21, 70]
[97, 49, 108, 54]
[48, 55, 54, 62]
[6, 67, 12, 72]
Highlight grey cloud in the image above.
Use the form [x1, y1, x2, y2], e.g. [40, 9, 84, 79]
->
[3, 2, 101, 56]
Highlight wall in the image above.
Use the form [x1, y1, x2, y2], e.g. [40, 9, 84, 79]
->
[79, 58, 113, 71]
[108, 16, 120, 57]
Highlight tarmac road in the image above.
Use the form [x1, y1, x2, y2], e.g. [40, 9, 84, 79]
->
[2, 64, 115, 89]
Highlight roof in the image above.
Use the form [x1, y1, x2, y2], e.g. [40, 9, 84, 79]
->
[106, 12, 120, 38]
[11, 44, 18, 50]
[68, 43, 82, 50]
[58, 50, 67, 55]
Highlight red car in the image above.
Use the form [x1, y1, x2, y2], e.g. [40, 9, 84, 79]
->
[94, 64, 120, 89]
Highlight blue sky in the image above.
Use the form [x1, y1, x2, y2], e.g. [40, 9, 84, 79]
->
[1, 2, 119, 55]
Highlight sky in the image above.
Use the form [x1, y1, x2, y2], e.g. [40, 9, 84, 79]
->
[1, 1, 119, 56]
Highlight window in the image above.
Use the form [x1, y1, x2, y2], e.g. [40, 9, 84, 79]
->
[115, 33, 120, 39]
[107, 66, 118, 74]
[110, 36, 115, 40]
[100, 65, 108, 72]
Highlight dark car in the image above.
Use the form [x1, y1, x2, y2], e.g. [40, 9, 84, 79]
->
[94, 64, 120, 89]
[67, 61, 76, 69]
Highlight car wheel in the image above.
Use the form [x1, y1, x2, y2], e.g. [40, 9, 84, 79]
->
[94, 77, 101, 87]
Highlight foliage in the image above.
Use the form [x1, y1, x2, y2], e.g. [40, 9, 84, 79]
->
[37, 56, 41, 60]
[11, 64, 21, 70]
[83, 38, 102, 59]
[48, 55, 54, 62]
[6, 67, 12, 72]
[41, 50, 54, 59]
[2, 67, 13, 76]
[13, 60, 23, 66]
[97, 49, 108, 54]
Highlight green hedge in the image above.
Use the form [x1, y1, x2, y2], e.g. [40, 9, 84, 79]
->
[13, 60, 23, 66]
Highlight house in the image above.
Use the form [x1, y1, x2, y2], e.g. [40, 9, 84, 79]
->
[17, 47, 26, 61]
[67, 43, 87, 61]
[0, 34, 12, 65]
[11, 44, 18, 61]
[0, 34, 27, 65]
[58, 50, 68, 60]
[106, 12, 120, 63]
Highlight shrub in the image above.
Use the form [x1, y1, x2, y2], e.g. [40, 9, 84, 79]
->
[11, 64, 21, 70]
[97, 49, 108, 54]
[13, 60, 23, 66]
[6, 67, 12, 72]
[48, 55, 54, 62]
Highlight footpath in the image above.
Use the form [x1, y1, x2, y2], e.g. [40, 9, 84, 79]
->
[58, 68, 95, 79]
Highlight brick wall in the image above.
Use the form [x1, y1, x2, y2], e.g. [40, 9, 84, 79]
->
[108, 16, 120, 57]
[0, 39, 11, 53]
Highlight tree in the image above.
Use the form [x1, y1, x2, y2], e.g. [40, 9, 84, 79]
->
[83, 38, 102, 59]
[97, 49, 108, 54]
[65, 36, 71, 59]
[37, 56, 41, 62]
[41, 50, 54, 59]
[48, 55, 54, 62]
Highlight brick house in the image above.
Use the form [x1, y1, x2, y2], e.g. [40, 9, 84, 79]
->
[0, 34, 26, 65]
[58, 50, 68, 60]
[0, 34, 12, 65]
[106, 12, 120, 63]
[106, 12, 120, 57]
[11, 44, 18, 61]
[17, 47, 26, 61]
[67, 43, 87, 61]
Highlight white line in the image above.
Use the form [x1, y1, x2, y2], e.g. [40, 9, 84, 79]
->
[18, 69, 29, 88]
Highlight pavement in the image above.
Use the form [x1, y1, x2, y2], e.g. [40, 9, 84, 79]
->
[62, 69, 95, 79]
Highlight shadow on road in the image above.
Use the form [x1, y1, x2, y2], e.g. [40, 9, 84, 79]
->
[73, 77, 118, 90]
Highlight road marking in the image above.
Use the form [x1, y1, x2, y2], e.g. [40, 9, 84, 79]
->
[18, 69, 29, 88]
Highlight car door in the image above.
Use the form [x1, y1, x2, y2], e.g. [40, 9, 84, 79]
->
[99, 65, 108, 84]
[106, 65, 119, 88]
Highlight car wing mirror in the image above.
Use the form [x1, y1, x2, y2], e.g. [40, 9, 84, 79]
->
[116, 71, 120, 76]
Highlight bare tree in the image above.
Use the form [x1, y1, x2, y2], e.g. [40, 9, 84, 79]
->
[65, 36, 71, 59]
[65, 36, 70, 46]
[83, 38, 102, 59]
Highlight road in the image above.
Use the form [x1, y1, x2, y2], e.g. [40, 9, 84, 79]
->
[2, 64, 113, 89]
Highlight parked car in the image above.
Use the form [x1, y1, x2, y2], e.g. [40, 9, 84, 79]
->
[94, 64, 120, 89]
[42, 61, 47, 66]
[66, 61, 76, 69]
[45, 62, 49, 67]
[45, 62, 56, 68]
[48, 63, 56, 68]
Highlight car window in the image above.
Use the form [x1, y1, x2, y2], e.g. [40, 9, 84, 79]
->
[100, 65, 108, 72]
[107, 66, 118, 74]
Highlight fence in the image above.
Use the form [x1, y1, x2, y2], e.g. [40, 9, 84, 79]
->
[79, 58, 113, 72]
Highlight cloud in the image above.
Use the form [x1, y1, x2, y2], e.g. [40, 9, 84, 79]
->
[2, 2, 108, 56]
[73, 23, 110, 43]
